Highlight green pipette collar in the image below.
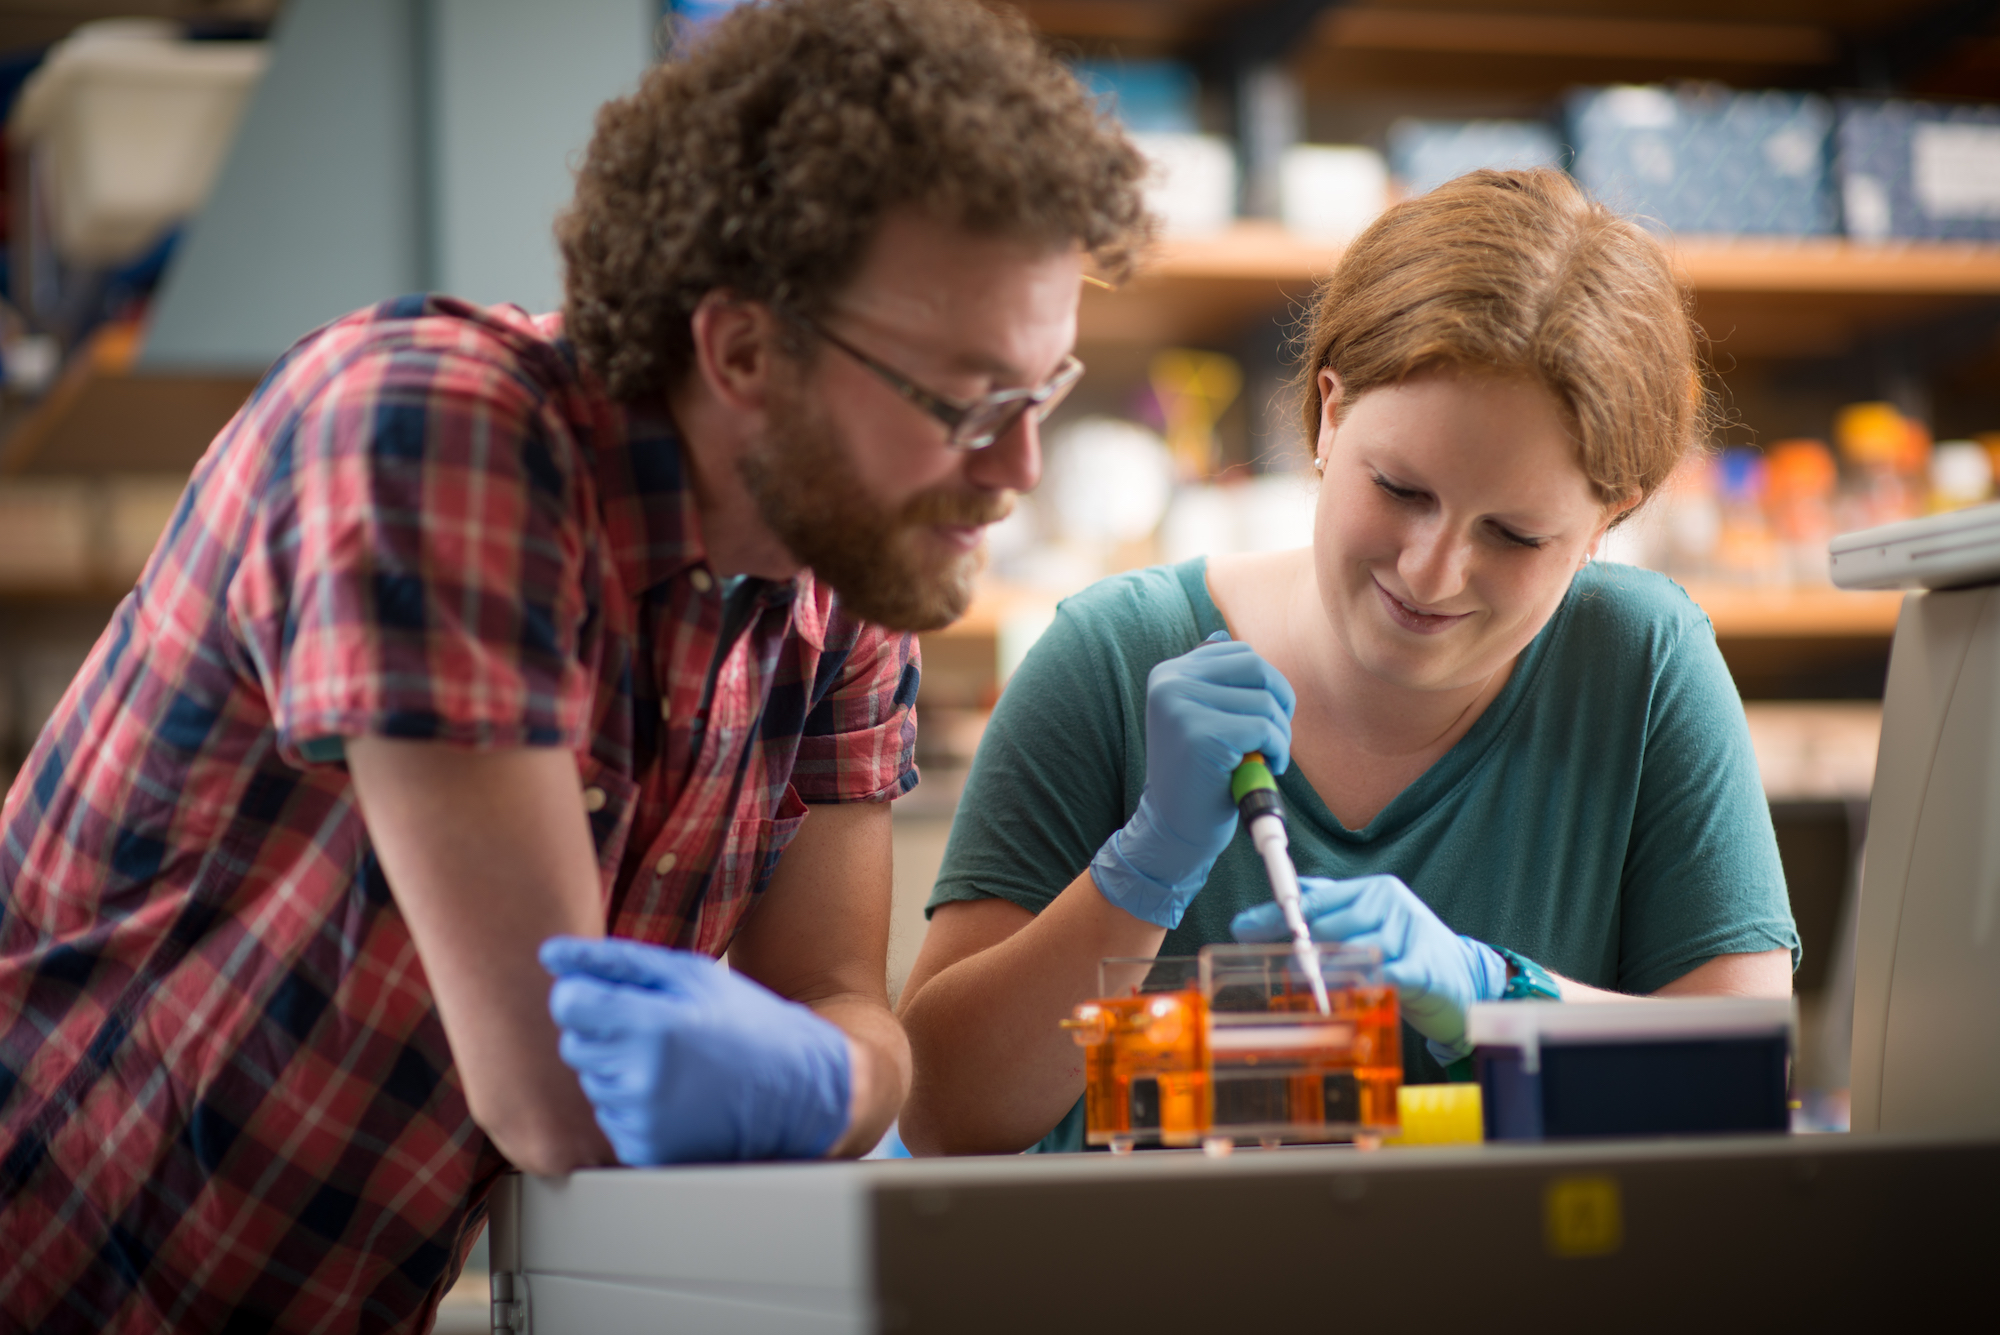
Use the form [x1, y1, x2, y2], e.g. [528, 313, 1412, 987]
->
[1231, 752, 1277, 805]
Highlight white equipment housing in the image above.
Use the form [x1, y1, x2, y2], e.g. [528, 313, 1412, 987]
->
[484, 1136, 1998, 1332]
[1828, 500, 2000, 591]
[1835, 507, 2000, 1133]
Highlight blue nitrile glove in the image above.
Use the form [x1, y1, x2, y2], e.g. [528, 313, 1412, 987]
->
[1230, 874, 1509, 1065]
[541, 937, 852, 1165]
[1091, 632, 1295, 930]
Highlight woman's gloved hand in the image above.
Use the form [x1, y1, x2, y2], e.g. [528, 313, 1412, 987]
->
[1091, 632, 1295, 930]
[541, 936, 851, 1165]
[1230, 874, 1509, 1063]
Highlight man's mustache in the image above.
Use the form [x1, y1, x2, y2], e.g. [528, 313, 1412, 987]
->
[900, 487, 1014, 530]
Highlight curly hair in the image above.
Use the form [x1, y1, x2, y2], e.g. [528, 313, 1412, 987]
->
[1296, 168, 1710, 515]
[559, 0, 1151, 402]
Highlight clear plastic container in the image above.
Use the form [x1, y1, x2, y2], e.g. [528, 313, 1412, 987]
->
[1201, 943, 1402, 1144]
[1065, 957, 1205, 1149]
[1065, 944, 1400, 1151]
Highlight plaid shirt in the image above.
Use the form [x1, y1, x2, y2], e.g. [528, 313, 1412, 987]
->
[0, 296, 920, 1333]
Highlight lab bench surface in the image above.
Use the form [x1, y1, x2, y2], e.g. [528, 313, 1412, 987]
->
[487, 1132, 1994, 1333]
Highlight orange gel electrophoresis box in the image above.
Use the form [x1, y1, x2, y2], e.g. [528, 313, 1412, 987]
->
[1065, 945, 1401, 1150]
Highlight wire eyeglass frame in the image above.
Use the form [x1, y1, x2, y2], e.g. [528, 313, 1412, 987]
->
[791, 312, 1083, 451]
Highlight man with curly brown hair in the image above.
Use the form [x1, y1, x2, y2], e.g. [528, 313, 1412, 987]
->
[0, 0, 1146, 1328]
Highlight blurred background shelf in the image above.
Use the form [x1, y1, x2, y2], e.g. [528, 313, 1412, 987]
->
[1016, 0, 1997, 100]
[1084, 228, 2000, 352]
[0, 321, 255, 475]
[937, 576, 1907, 644]
[1103, 229, 2000, 292]
[928, 576, 1905, 703]
[1680, 580, 1903, 637]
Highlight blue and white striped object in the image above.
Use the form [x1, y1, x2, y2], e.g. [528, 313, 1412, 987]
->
[1566, 85, 1838, 237]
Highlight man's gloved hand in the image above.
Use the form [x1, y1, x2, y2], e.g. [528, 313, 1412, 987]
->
[1230, 874, 1508, 1064]
[541, 936, 851, 1165]
[1091, 632, 1295, 930]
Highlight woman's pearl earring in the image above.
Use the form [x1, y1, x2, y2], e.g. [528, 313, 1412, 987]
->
[1313, 456, 1325, 473]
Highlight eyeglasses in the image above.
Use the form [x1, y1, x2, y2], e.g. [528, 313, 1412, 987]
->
[795, 313, 1083, 451]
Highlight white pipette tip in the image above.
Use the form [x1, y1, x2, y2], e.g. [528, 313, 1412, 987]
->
[1291, 932, 1332, 1015]
[1248, 813, 1331, 1015]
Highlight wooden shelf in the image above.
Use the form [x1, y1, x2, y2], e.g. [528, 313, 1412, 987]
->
[1742, 700, 1882, 802]
[1011, 0, 1917, 53]
[1674, 240, 2000, 295]
[1118, 229, 2000, 294]
[929, 576, 1897, 706]
[935, 576, 1903, 643]
[1307, 9, 1837, 66]
[1009, 1, 1998, 98]
[1005, 0, 1252, 46]
[0, 473, 190, 600]
[1677, 581, 1902, 639]
[1285, 7, 1855, 97]
[1082, 225, 2000, 356]
[0, 322, 260, 478]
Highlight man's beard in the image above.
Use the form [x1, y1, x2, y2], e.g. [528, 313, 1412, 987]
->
[738, 383, 1012, 632]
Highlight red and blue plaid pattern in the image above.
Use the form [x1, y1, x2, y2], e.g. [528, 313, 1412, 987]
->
[0, 296, 919, 1333]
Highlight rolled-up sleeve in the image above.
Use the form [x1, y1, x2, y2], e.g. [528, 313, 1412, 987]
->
[790, 617, 920, 804]
[225, 339, 593, 767]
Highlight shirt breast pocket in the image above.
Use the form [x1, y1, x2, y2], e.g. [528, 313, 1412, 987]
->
[692, 784, 810, 955]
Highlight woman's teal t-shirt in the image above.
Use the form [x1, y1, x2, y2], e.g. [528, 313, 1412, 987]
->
[925, 558, 1799, 1151]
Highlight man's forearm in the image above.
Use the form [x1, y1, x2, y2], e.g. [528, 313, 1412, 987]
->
[725, 798, 907, 1158]
[346, 738, 619, 1176]
[812, 994, 912, 1157]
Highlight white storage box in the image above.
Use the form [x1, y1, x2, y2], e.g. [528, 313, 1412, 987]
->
[1837, 98, 2000, 242]
[10, 21, 267, 267]
[1130, 132, 1238, 236]
[1279, 144, 1386, 242]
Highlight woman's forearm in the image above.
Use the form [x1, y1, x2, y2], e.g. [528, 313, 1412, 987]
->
[898, 873, 1167, 1155]
[1550, 949, 1794, 1002]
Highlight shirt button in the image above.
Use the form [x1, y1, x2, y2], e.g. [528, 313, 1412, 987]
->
[582, 786, 607, 813]
[689, 569, 714, 594]
[655, 852, 678, 876]
[660, 698, 671, 722]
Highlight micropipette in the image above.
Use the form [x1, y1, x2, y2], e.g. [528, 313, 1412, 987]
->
[1231, 752, 1329, 1015]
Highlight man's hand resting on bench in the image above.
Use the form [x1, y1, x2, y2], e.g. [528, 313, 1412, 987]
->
[542, 936, 853, 1165]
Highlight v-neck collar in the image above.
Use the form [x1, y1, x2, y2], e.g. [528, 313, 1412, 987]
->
[1178, 555, 1570, 844]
